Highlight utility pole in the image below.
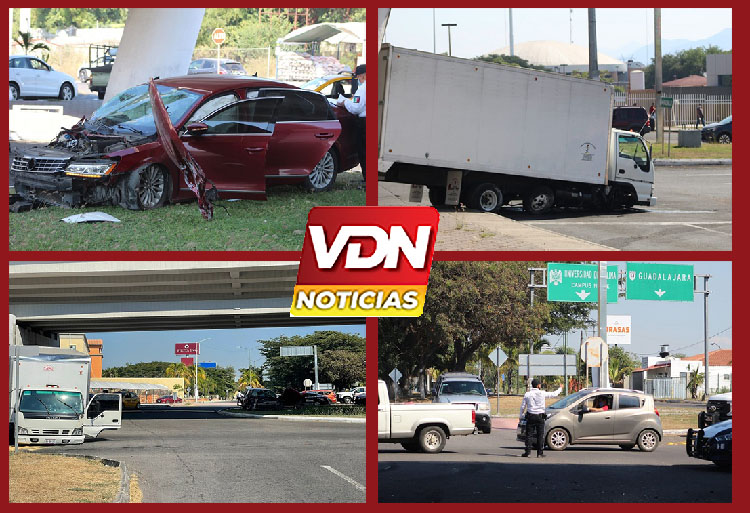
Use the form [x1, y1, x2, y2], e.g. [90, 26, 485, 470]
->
[654, 8, 663, 146]
[587, 8, 599, 81]
[597, 261, 609, 387]
[441, 23, 457, 56]
[509, 9, 515, 56]
[432, 9, 436, 54]
[695, 274, 711, 399]
[569, 8, 573, 45]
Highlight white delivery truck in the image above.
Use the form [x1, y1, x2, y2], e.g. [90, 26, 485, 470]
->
[377, 380, 476, 453]
[378, 45, 656, 214]
[9, 345, 122, 445]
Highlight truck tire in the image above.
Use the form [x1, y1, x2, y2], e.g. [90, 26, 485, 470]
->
[342, 396, 353, 404]
[468, 183, 502, 213]
[97, 90, 106, 100]
[418, 425, 447, 453]
[523, 186, 554, 215]
[637, 429, 660, 452]
[428, 187, 446, 207]
[401, 441, 420, 452]
[698, 411, 707, 429]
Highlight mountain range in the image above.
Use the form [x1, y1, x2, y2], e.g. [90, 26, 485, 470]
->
[603, 27, 731, 64]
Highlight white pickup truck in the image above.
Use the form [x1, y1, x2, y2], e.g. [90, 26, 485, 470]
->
[337, 386, 366, 404]
[377, 380, 476, 453]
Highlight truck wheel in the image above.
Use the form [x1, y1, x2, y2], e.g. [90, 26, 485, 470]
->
[698, 411, 706, 429]
[523, 186, 554, 215]
[546, 427, 569, 451]
[342, 396, 353, 404]
[637, 429, 660, 452]
[468, 183, 502, 213]
[401, 442, 420, 452]
[97, 90, 106, 100]
[481, 425, 492, 434]
[418, 426, 446, 453]
[428, 187, 446, 207]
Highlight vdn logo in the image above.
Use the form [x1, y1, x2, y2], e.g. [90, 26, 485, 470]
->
[309, 225, 432, 269]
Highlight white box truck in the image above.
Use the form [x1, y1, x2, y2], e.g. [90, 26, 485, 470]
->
[378, 45, 656, 214]
[9, 345, 122, 445]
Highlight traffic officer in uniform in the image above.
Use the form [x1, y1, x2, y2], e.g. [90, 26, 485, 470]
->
[519, 378, 562, 458]
[338, 63, 366, 179]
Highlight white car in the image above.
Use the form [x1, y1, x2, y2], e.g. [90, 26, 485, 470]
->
[9, 55, 78, 100]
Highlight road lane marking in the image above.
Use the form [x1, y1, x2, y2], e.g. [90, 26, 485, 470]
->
[683, 173, 732, 177]
[685, 223, 731, 235]
[321, 465, 366, 492]
[642, 209, 717, 214]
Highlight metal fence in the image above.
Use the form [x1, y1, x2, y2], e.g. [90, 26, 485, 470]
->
[644, 377, 687, 400]
[613, 92, 732, 128]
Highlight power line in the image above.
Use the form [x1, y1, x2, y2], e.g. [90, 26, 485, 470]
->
[638, 326, 732, 355]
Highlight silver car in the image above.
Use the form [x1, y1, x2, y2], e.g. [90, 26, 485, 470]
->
[517, 387, 663, 452]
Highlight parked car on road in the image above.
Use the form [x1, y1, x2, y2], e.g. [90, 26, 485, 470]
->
[434, 372, 492, 434]
[687, 419, 731, 467]
[156, 395, 183, 404]
[119, 391, 140, 409]
[241, 388, 280, 410]
[698, 392, 732, 428]
[9, 55, 77, 100]
[336, 386, 365, 404]
[701, 115, 732, 143]
[517, 387, 663, 452]
[11, 75, 360, 217]
[309, 389, 337, 403]
[354, 392, 365, 406]
[612, 106, 650, 133]
[302, 71, 356, 99]
[299, 391, 332, 406]
[188, 58, 247, 76]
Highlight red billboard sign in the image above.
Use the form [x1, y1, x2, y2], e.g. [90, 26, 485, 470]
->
[181, 357, 195, 367]
[175, 343, 200, 355]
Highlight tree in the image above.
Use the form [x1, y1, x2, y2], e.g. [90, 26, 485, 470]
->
[643, 45, 731, 89]
[318, 349, 366, 390]
[475, 53, 547, 71]
[607, 346, 640, 387]
[165, 363, 206, 398]
[258, 331, 365, 390]
[15, 31, 50, 56]
[686, 364, 705, 399]
[237, 367, 263, 390]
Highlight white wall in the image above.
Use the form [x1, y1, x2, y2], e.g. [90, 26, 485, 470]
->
[105, 8, 205, 101]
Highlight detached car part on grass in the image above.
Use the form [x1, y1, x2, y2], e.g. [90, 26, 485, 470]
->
[11, 75, 357, 219]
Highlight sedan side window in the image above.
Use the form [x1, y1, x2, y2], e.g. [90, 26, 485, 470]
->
[201, 98, 280, 135]
[187, 92, 238, 124]
[30, 59, 50, 71]
[255, 89, 334, 122]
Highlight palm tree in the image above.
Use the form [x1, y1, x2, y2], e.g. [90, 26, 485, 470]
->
[686, 365, 705, 399]
[237, 368, 263, 390]
[166, 363, 203, 397]
[15, 31, 50, 56]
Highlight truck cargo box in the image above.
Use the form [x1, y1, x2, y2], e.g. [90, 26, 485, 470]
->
[379, 45, 615, 186]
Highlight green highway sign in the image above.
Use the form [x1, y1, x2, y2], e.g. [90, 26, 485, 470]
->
[660, 97, 673, 108]
[625, 263, 694, 301]
[547, 263, 619, 303]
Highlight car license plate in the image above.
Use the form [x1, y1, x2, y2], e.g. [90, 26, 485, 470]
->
[45, 438, 57, 444]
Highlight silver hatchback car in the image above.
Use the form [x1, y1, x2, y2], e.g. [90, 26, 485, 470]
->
[517, 387, 663, 452]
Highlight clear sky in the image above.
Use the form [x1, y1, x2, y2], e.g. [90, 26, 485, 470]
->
[384, 8, 732, 63]
[543, 261, 731, 362]
[90, 324, 365, 375]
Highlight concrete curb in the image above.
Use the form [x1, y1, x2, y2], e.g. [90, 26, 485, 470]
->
[664, 429, 689, 436]
[655, 159, 731, 166]
[56, 454, 130, 502]
[217, 408, 365, 424]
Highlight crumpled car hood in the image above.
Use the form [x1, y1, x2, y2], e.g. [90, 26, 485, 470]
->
[148, 79, 215, 220]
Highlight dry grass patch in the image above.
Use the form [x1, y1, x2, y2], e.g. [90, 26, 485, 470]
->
[9, 451, 121, 503]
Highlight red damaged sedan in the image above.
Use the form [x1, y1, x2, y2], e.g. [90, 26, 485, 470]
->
[11, 75, 359, 219]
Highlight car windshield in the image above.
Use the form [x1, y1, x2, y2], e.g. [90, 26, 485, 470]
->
[440, 381, 486, 395]
[19, 390, 83, 415]
[547, 390, 589, 410]
[89, 83, 203, 135]
[301, 77, 328, 90]
[720, 115, 732, 124]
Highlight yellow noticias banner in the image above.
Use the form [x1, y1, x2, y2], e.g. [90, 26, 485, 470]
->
[290, 285, 427, 317]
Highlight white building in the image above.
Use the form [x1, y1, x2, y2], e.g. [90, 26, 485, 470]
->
[632, 349, 732, 399]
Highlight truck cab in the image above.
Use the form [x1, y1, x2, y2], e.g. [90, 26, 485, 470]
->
[610, 129, 655, 207]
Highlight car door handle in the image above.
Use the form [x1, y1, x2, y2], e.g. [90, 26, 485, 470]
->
[245, 147, 266, 154]
[619, 169, 626, 174]
[315, 132, 335, 139]
[604, 416, 611, 419]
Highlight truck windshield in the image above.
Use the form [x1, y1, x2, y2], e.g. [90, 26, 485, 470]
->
[88, 83, 202, 135]
[19, 390, 83, 415]
[547, 390, 589, 410]
[440, 381, 486, 395]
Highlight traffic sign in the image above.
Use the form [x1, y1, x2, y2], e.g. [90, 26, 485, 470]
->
[488, 347, 507, 367]
[280, 346, 314, 356]
[580, 337, 608, 367]
[389, 368, 402, 383]
[517, 354, 577, 376]
[198, 362, 216, 368]
[175, 343, 199, 355]
[547, 263, 618, 303]
[211, 27, 226, 45]
[660, 97, 673, 108]
[626, 262, 694, 301]
[607, 315, 631, 345]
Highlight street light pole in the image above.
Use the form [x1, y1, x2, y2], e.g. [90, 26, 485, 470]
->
[441, 23, 457, 56]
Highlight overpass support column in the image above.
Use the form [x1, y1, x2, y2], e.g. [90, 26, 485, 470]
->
[105, 8, 205, 101]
